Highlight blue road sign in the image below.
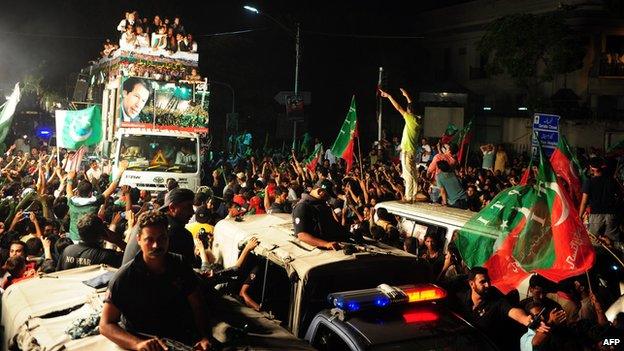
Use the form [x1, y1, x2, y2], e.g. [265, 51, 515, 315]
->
[532, 113, 560, 156]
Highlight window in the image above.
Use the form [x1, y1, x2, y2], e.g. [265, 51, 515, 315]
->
[119, 134, 197, 173]
[458, 47, 467, 55]
[312, 324, 351, 351]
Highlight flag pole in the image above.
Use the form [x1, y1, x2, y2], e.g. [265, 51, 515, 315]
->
[464, 143, 470, 170]
[357, 133, 363, 176]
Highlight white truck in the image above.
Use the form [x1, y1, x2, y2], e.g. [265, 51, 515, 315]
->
[76, 49, 209, 192]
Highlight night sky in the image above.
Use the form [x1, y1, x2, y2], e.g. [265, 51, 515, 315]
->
[0, 0, 464, 149]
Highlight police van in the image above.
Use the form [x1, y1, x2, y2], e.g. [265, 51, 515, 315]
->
[212, 213, 498, 350]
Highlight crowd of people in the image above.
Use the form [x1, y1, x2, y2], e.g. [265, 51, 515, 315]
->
[100, 10, 198, 59]
[0, 102, 623, 350]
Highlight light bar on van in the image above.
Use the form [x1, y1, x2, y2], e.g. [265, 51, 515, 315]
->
[328, 284, 447, 313]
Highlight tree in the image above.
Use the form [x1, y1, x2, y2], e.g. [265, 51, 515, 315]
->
[478, 13, 586, 109]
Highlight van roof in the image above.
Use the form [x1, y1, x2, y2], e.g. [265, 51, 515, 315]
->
[213, 214, 415, 280]
[375, 201, 475, 229]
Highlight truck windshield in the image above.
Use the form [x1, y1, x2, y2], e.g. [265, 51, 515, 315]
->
[119, 134, 198, 173]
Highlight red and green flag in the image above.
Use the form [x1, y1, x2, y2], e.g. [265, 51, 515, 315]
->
[440, 123, 459, 145]
[455, 119, 474, 164]
[550, 135, 585, 207]
[456, 140, 595, 294]
[304, 143, 323, 172]
[330, 96, 358, 173]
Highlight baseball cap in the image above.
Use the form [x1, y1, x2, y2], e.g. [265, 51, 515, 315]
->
[158, 188, 195, 211]
[195, 205, 211, 224]
[314, 179, 336, 198]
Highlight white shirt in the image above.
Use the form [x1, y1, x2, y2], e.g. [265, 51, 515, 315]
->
[119, 33, 136, 50]
[136, 34, 150, 48]
[421, 145, 432, 162]
[175, 151, 197, 165]
[86, 167, 102, 181]
[324, 149, 337, 165]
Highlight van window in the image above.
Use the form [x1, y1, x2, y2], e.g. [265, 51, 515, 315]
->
[240, 254, 293, 326]
[312, 324, 350, 351]
[399, 217, 448, 248]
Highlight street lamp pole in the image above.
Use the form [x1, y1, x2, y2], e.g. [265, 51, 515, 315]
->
[244, 5, 301, 151]
[208, 80, 236, 153]
[293, 23, 300, 150]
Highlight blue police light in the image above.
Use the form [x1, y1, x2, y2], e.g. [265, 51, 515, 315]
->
[329, 284, 447, 313]
[347, 301, 360, 312]
[374, 296, 391, 307]
[36, 128, 52, 138]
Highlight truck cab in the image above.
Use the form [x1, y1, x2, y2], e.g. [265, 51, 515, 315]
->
[212, 213, 499, 350]
[113, 127, 201, 191]
[212, 213, 430, 337]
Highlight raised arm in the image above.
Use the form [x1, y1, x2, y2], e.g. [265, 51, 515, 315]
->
[102, 161, 128, 199]
[379, 89, 406, 115]
[400, 88, 412, 104]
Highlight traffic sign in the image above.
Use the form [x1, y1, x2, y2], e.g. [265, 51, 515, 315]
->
[274, 91, 312, 105]
[532, 113, 560, 156]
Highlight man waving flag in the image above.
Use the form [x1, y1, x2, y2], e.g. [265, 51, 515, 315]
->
[456, 139, 594, 293]
[330, 96, 358, 173]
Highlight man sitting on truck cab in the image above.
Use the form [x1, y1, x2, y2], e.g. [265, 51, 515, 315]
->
[292, 180, 346, 250]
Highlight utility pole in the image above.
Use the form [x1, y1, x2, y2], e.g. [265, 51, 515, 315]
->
[292, 23, 301, 150]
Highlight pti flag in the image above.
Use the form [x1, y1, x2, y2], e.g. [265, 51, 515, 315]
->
[550, 135, 585, 207]
[304, 143, 323, 172]
[0, 83, 21, 144]
[55, 105, 102, 150]
[330, 96, 358, 173]
[440, 123, 459, 145]
[456, 141, 594, 293]
[455, 119, 474, 164]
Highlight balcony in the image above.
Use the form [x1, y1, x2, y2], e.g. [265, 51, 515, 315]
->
[598, 53, 624, 78]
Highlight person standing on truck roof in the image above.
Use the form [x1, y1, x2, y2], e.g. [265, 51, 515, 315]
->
[378, 88, 421, 203]
[292, 179, 347, 250]
[100, 211, 212, 350]
[121, 77, 151, 122]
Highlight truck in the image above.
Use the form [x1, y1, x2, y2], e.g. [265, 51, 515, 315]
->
[75, 48, 210, 192]
[212, 213, 498, 350]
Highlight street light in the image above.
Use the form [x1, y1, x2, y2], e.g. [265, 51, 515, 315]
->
[244, 5, 301, 148]
[243, 5, 259, 14]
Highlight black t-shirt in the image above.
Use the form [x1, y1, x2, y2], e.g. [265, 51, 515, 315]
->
[457, 290, 520, 351]
[582, 175, 619, 214]
[57, 243, 122, 271]
[292, 194, 346, 242]
[106, 252, 200, 345]
[122, 215, 196, 267]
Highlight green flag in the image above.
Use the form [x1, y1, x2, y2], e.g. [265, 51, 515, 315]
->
[0, 83, 21, 144]
[55, 105, 103, 150]
[330, 96, 357, 172]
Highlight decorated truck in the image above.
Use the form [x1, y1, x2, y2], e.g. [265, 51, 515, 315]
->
[77, 49, 210, 192]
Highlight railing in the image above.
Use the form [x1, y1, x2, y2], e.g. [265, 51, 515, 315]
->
[598, 53, 624, 77]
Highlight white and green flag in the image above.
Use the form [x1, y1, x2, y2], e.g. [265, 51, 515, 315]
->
[0, 83, 22, 143]
[55, 105, 102, 149]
